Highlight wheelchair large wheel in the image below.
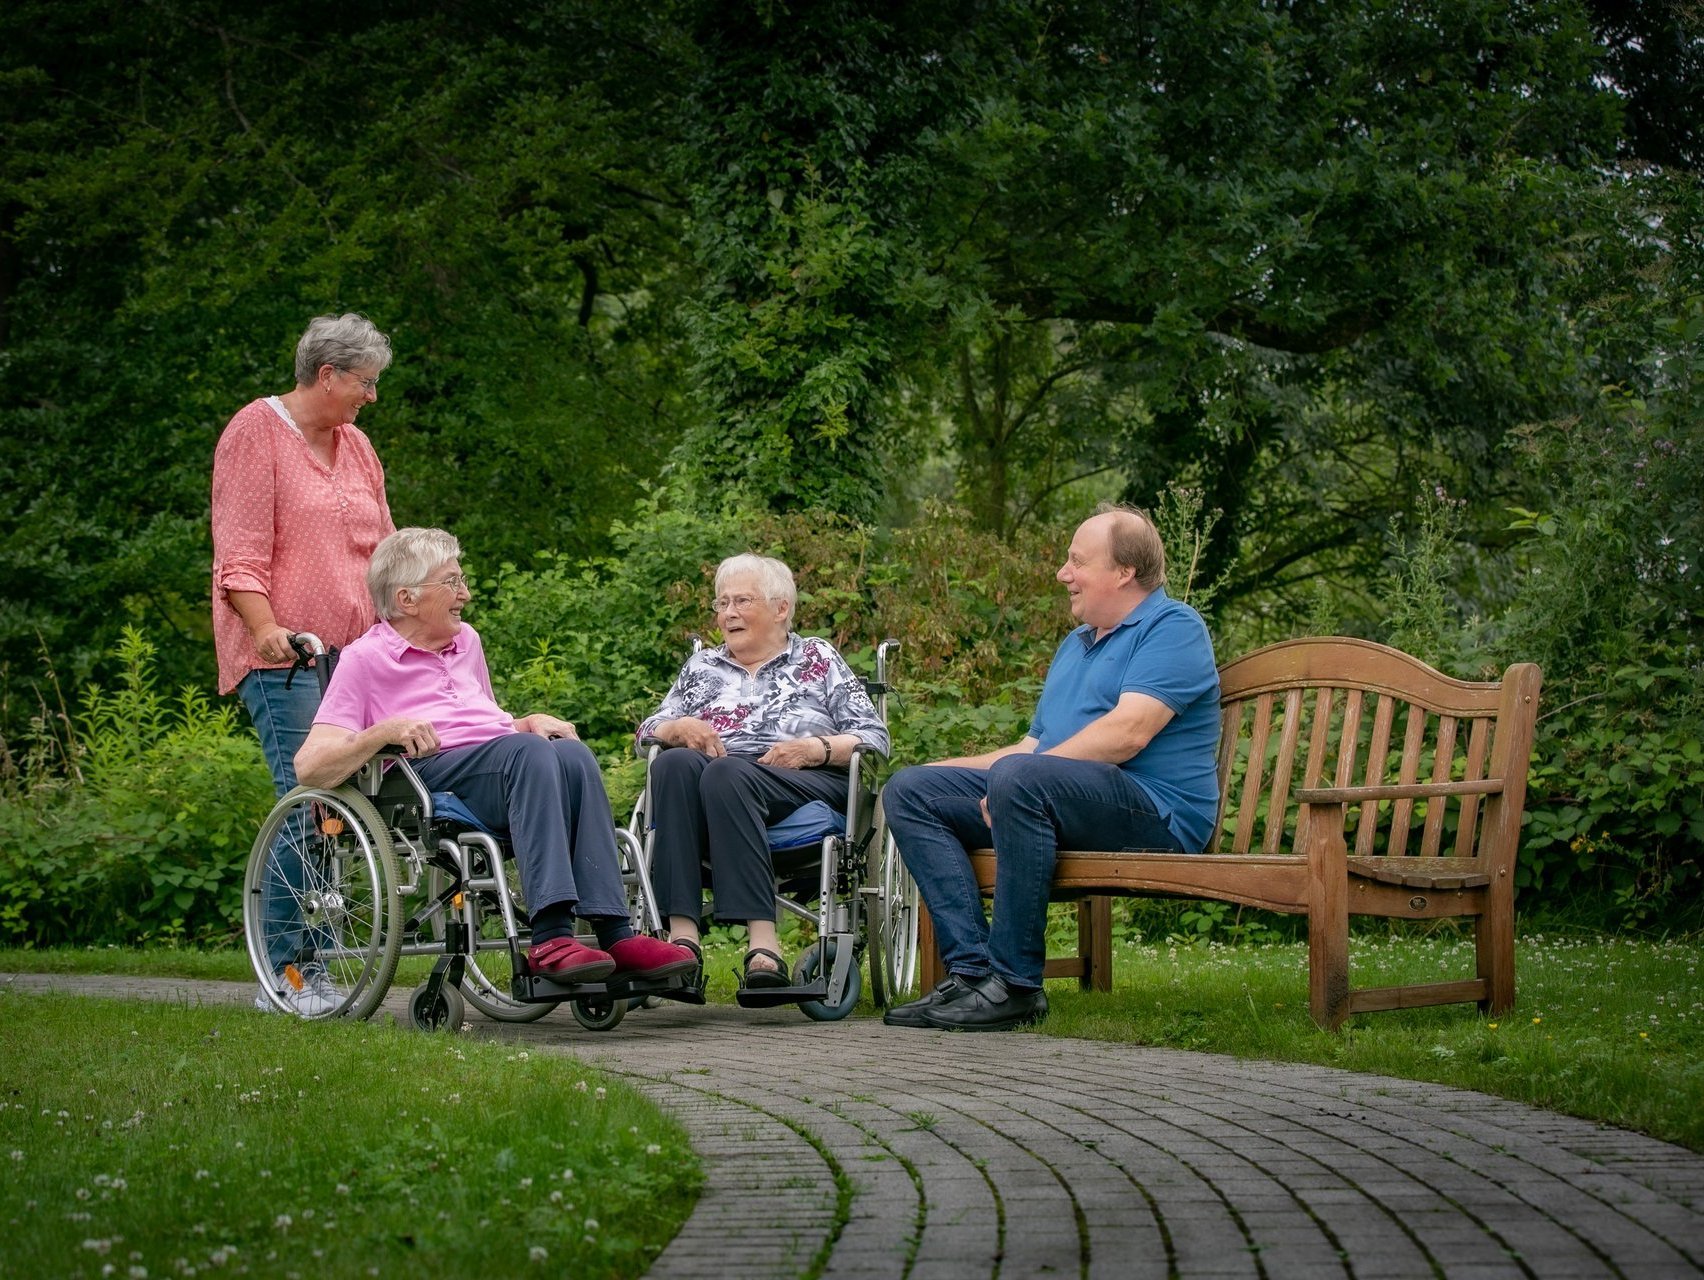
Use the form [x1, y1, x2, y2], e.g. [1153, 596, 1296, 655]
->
[244, 786, 402, 1021]
[797, 939, 862, 1022]
[869, 827, 920, 1006]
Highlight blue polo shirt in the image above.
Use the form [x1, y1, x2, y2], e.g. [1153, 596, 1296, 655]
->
[1028, 587, 1221, 851]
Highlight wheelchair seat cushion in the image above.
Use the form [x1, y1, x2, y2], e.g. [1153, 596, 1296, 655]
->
[767, 800, 845, 852]
[431, 791, 492, 833]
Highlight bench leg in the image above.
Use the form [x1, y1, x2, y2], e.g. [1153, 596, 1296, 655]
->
[1477, 874, 1515, 1015]
[917, 900, 946, 992]
[1078, 896, 1113, 992]
[1305, 807, 1351, 1031]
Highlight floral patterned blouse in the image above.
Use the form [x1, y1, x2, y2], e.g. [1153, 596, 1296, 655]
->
[637, 634, 889, 760]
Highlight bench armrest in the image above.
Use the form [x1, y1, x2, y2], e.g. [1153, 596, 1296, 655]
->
[1295, 779, 1504, 805]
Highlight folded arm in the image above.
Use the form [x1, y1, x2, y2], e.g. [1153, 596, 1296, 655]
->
[1042, 690, 1175, 763]
[294, 718, 440, 789]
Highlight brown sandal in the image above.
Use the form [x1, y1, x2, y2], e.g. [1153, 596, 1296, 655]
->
[741, 947, 790, 990]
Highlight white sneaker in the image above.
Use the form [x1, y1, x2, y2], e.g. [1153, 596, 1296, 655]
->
[254, 965, 342, 1017]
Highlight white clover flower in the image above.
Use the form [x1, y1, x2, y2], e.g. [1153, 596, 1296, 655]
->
[528, 1246, 548, 1262]
[273, 1215, 292, 1231]
[83, 1239, 114, 1255]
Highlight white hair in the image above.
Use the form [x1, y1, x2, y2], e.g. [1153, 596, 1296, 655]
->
[715, 554, 796, 614]
[368, 528, 461, 619]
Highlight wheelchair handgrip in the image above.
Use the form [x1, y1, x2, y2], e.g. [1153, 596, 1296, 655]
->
[284, 632, 332, 694]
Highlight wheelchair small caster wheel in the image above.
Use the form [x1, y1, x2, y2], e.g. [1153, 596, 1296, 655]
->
[408, 982, 466, 1033]
[797, 940, 862, 1022]
[570, 995, 628, 1032]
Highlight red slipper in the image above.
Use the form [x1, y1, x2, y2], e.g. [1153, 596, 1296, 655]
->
[527, 935, 615, 981]
[608, 935, 700, 980]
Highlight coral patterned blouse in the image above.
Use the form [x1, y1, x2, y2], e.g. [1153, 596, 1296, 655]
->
[211, 398, 394, 695]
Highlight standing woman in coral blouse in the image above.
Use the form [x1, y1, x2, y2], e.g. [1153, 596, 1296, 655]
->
[212, 312, 396, 1014]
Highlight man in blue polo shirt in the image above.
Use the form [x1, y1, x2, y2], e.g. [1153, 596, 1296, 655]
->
[883, 504, 1220, 1031]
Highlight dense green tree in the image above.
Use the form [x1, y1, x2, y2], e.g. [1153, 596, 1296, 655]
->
[0, 0, 695, 721]
[667, 0, 1664, 635]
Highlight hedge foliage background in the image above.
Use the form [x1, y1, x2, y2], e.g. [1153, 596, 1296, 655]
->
[2, 1, 1699, 944]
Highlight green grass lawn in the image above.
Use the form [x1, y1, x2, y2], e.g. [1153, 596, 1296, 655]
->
[6, 925, 1700, 1158]
[0, 993, 698, 1280]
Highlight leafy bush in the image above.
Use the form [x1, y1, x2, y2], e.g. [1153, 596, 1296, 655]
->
[475, 498, 1067, 765]
[1373, 317, 1704, 927]
[0, 628, 274, 947]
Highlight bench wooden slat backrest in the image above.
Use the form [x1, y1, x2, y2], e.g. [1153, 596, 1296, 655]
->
[1209, 639, 1539, 883]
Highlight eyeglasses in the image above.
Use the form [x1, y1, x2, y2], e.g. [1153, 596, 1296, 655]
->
[340, 368, 379, 393]
[713, 593, 764, 613]
[414, 573, 469, 592]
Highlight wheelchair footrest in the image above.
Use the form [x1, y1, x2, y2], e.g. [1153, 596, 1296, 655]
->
[735, 981, 829, 1009]
[513, 970, 701, 1004]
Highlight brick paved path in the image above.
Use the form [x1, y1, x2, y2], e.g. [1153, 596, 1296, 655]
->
[8, 972, 1703, 1279]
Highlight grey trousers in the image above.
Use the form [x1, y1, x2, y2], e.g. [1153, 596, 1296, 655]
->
[414, 733, 628, 920]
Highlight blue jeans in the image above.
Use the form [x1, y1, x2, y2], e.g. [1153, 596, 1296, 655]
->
[883, 754, 1183, 989]
[238, 668, 321, 972]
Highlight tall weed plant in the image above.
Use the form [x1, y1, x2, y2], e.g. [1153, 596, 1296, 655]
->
[0, 628, 273, 947]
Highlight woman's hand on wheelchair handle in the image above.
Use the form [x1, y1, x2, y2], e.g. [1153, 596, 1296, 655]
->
[251, 622, 295, 665]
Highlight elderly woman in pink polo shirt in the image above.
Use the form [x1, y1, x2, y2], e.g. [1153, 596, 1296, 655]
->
[294, 527, 695, 986]
[212, 313, 395, 1015]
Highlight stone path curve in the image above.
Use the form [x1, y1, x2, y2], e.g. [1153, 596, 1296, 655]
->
[8, 973, 1703, 1279]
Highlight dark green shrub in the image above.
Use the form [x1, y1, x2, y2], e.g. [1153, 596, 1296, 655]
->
[0, 629, 273, 947]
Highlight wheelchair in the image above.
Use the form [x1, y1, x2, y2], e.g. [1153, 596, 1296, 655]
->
[243, 634, 697, 1032]
[627, 638, 919, 1020]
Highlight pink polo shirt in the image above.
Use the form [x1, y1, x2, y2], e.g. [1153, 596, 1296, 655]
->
[313, 620, 516, 752]
[211, 398, 393, 695]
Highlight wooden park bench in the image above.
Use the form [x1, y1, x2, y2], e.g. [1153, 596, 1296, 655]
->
[916, 637, 1543, 1029]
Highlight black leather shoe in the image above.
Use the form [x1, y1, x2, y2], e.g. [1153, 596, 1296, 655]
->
[920, 972, 1048, 1031]
[882, 975, 971, 1028]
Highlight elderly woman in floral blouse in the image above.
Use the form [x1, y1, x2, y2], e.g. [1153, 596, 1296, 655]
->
[637, 554, 889, 991]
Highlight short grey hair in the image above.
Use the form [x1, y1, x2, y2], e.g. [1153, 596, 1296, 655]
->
[1094, 501, 1167, 591]
[715, 554, 796, 614]
[369, 527, 462, 620]
[294, 313, 394, 384]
